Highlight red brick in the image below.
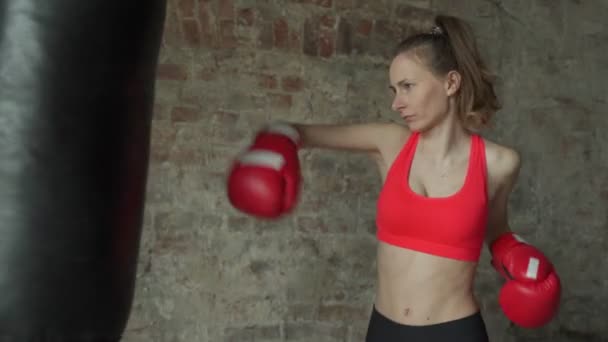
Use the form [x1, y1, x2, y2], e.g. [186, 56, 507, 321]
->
[181, 18, 201, 46]
[171, 106, 200, 123]
[268, 93, 293, 108]
[274, 18, 289, 49]
[258, 74, 278, 89]
[237, 8, 255, 26]
[351, 20, 372, 55]
[357, 19, 373, 36]
[157, 64, 189, 80]
[199, 2, 214, 44]
[218, 20, 237, 48]
[282, 76, 305, 92]
[218, 0, 235, 20]
[319, 30, 335, 58]
[320, 15, 336, 29]
[178, 0, 196, 18]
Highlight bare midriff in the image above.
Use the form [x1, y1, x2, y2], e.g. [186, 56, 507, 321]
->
[374, 241, 480, 326]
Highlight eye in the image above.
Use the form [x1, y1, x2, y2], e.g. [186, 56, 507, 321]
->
[401, 82, 413, 90]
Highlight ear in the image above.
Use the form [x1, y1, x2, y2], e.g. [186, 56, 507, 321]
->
[444, 70, 461, 96]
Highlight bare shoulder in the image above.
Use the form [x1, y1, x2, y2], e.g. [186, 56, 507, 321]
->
[371, 122, 411, 171]
[482, 138, 521, 188]
[375, 122, 411, 156]
[381, 122, 411, 145]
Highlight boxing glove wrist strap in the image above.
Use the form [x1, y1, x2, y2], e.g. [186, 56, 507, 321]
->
[263, 121, 300, 146]
[490, 232, 527, 256]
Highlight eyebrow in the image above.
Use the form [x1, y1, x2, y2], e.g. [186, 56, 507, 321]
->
[389, 79, 413, 90]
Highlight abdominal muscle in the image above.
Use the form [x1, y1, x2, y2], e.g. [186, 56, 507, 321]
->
[374, 241, 480, 325]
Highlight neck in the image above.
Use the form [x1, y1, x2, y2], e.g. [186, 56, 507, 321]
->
[417, 114, 470, 160]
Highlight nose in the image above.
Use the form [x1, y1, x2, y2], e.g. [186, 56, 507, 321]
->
[391, 94, 406, 112]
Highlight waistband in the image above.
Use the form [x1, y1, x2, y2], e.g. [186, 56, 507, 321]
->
[365, 306, 489, 342]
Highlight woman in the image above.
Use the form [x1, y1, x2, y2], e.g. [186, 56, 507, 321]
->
[227, 15, 561, 342]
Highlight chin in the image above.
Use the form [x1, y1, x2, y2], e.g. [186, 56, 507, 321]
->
[405, 121, 427, 133]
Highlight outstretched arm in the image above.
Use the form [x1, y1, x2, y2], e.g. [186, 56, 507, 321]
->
[292, 121, 409, 155]
[226, 121, 408, 218]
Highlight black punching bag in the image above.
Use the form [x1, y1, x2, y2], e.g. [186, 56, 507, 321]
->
[0, 0, 166, 340]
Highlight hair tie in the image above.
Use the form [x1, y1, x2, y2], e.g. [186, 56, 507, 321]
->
[430, 26, 443, 35]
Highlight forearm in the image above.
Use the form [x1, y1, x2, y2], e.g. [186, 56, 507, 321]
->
[485, 223, 512, 247]
[291, 123, 338, 149]
[290, 122, 391, 152]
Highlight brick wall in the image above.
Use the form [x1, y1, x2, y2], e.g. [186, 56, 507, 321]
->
[123, 0, 608, 341]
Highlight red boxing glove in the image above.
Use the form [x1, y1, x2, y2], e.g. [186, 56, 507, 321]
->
[227, 122, 302, 218]
[490, 232, 561, 328]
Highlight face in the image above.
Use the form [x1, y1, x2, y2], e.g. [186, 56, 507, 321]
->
[388, 52, 459, 132]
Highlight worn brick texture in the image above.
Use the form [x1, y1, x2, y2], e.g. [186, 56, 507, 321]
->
[123, 0, 608, 341]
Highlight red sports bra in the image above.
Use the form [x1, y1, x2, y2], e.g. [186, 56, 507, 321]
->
[376, 132, 489, 262]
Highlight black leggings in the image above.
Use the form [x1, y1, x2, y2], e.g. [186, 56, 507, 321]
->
[366, 306, 489, 342]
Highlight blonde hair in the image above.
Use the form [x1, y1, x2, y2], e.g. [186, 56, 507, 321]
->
[393, 15, 500, 132]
